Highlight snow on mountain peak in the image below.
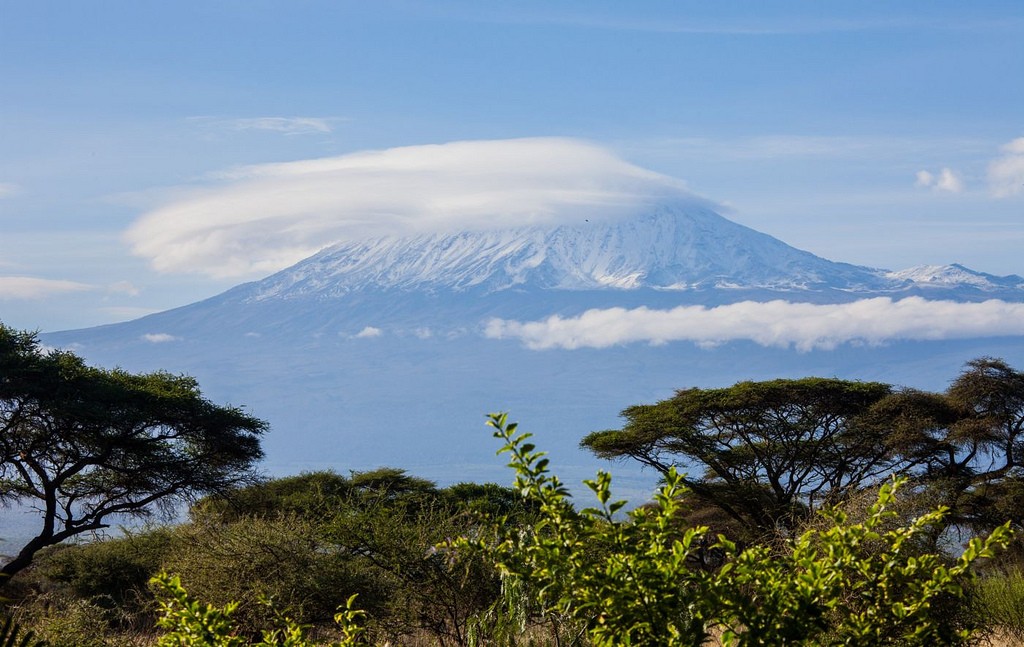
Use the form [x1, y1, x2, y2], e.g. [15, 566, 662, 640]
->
[238, 202, 891, 301]
[885, 264, 1024, 290]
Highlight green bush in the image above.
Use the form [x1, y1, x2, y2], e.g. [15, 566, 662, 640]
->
[172, 480, 501, 643]
[159, 515, 363, 634]
[12, 591, 113, 647]
[462, 413, 1011, 647]
[38, 527, 176, 614]
[151, 573, 369, 647]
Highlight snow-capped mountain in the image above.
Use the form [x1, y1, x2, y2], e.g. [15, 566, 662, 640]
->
[240, 203, 892, 299]
[39, 200, 1024, 494]
[221, 202, 1021, 307]
[885, 264, 1024, 291]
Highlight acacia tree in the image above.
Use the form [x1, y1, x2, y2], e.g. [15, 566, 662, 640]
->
[0, 324, 265, 585]
[581, 378, 898, 534]
[929, 358, 1024, 532]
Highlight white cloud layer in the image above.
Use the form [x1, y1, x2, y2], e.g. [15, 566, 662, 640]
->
[485, 297, 1024, 351]
[125, 138, 691, 278]
[989, 137, 1024, 197]
[0, 276, 92, 300]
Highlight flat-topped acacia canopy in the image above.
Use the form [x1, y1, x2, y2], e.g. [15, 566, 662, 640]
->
[583, 378, 898, 533]
[0, 324, 266, 585]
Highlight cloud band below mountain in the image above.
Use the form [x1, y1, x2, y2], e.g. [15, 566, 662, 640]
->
[484, 297, 1024, 351]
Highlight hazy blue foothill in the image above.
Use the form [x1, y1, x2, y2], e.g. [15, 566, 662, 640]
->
[40, 202, 1024, 498]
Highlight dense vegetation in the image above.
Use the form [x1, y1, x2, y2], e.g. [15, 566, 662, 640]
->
[3, 322, 1024, 644]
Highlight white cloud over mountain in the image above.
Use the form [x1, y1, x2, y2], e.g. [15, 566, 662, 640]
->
[485, 297, 1024, 351]
[125, 138, 691, 278]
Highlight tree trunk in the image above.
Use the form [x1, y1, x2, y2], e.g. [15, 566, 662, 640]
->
[0, 534, 51, 588]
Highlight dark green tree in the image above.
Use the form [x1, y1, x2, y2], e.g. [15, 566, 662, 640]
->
[852, 358, 1024, 545]
[931, 358, 1024, 533]
[581, 378, 896, 534]
[0, 324, 265, 585]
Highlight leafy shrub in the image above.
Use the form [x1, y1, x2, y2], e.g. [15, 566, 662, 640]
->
[151, 573, 369, 647]
[192, 469, 441, 523]
[159, 515, 362, 634]
[462, 413, 1011, 646]
[188, 468, 512, 644]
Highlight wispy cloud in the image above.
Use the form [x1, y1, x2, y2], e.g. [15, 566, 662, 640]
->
[0, 183, 20, 198]
[107, 280, 140, 296]
[989, 137, 1024, 198]
[141, 333, 179, 343]
[414, 328, 433, 340]
[0, 276, 92, 300]
[485, 297, 1024, 352]
[189, 116, 342, 135]
[915, 167, 964, 193]
[125, 138, 696, 278]
[353, 326, 383, 339]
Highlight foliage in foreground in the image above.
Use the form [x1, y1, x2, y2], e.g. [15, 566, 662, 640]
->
[148, 414, 1011, 646]
[461, 413, 1012, 647]
[0, 615, 46, 647]
[151, 574, 368, 647]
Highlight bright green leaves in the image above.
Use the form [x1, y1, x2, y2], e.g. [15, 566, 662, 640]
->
[152, 574, 246, 647]
[151, 574, 370, 647]
[476, 415, 1012, 647]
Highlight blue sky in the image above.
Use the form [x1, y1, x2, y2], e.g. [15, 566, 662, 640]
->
[1, 1, 1022, 331]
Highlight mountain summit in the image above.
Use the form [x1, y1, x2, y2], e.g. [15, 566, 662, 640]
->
[229, 201, 1018, 305]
